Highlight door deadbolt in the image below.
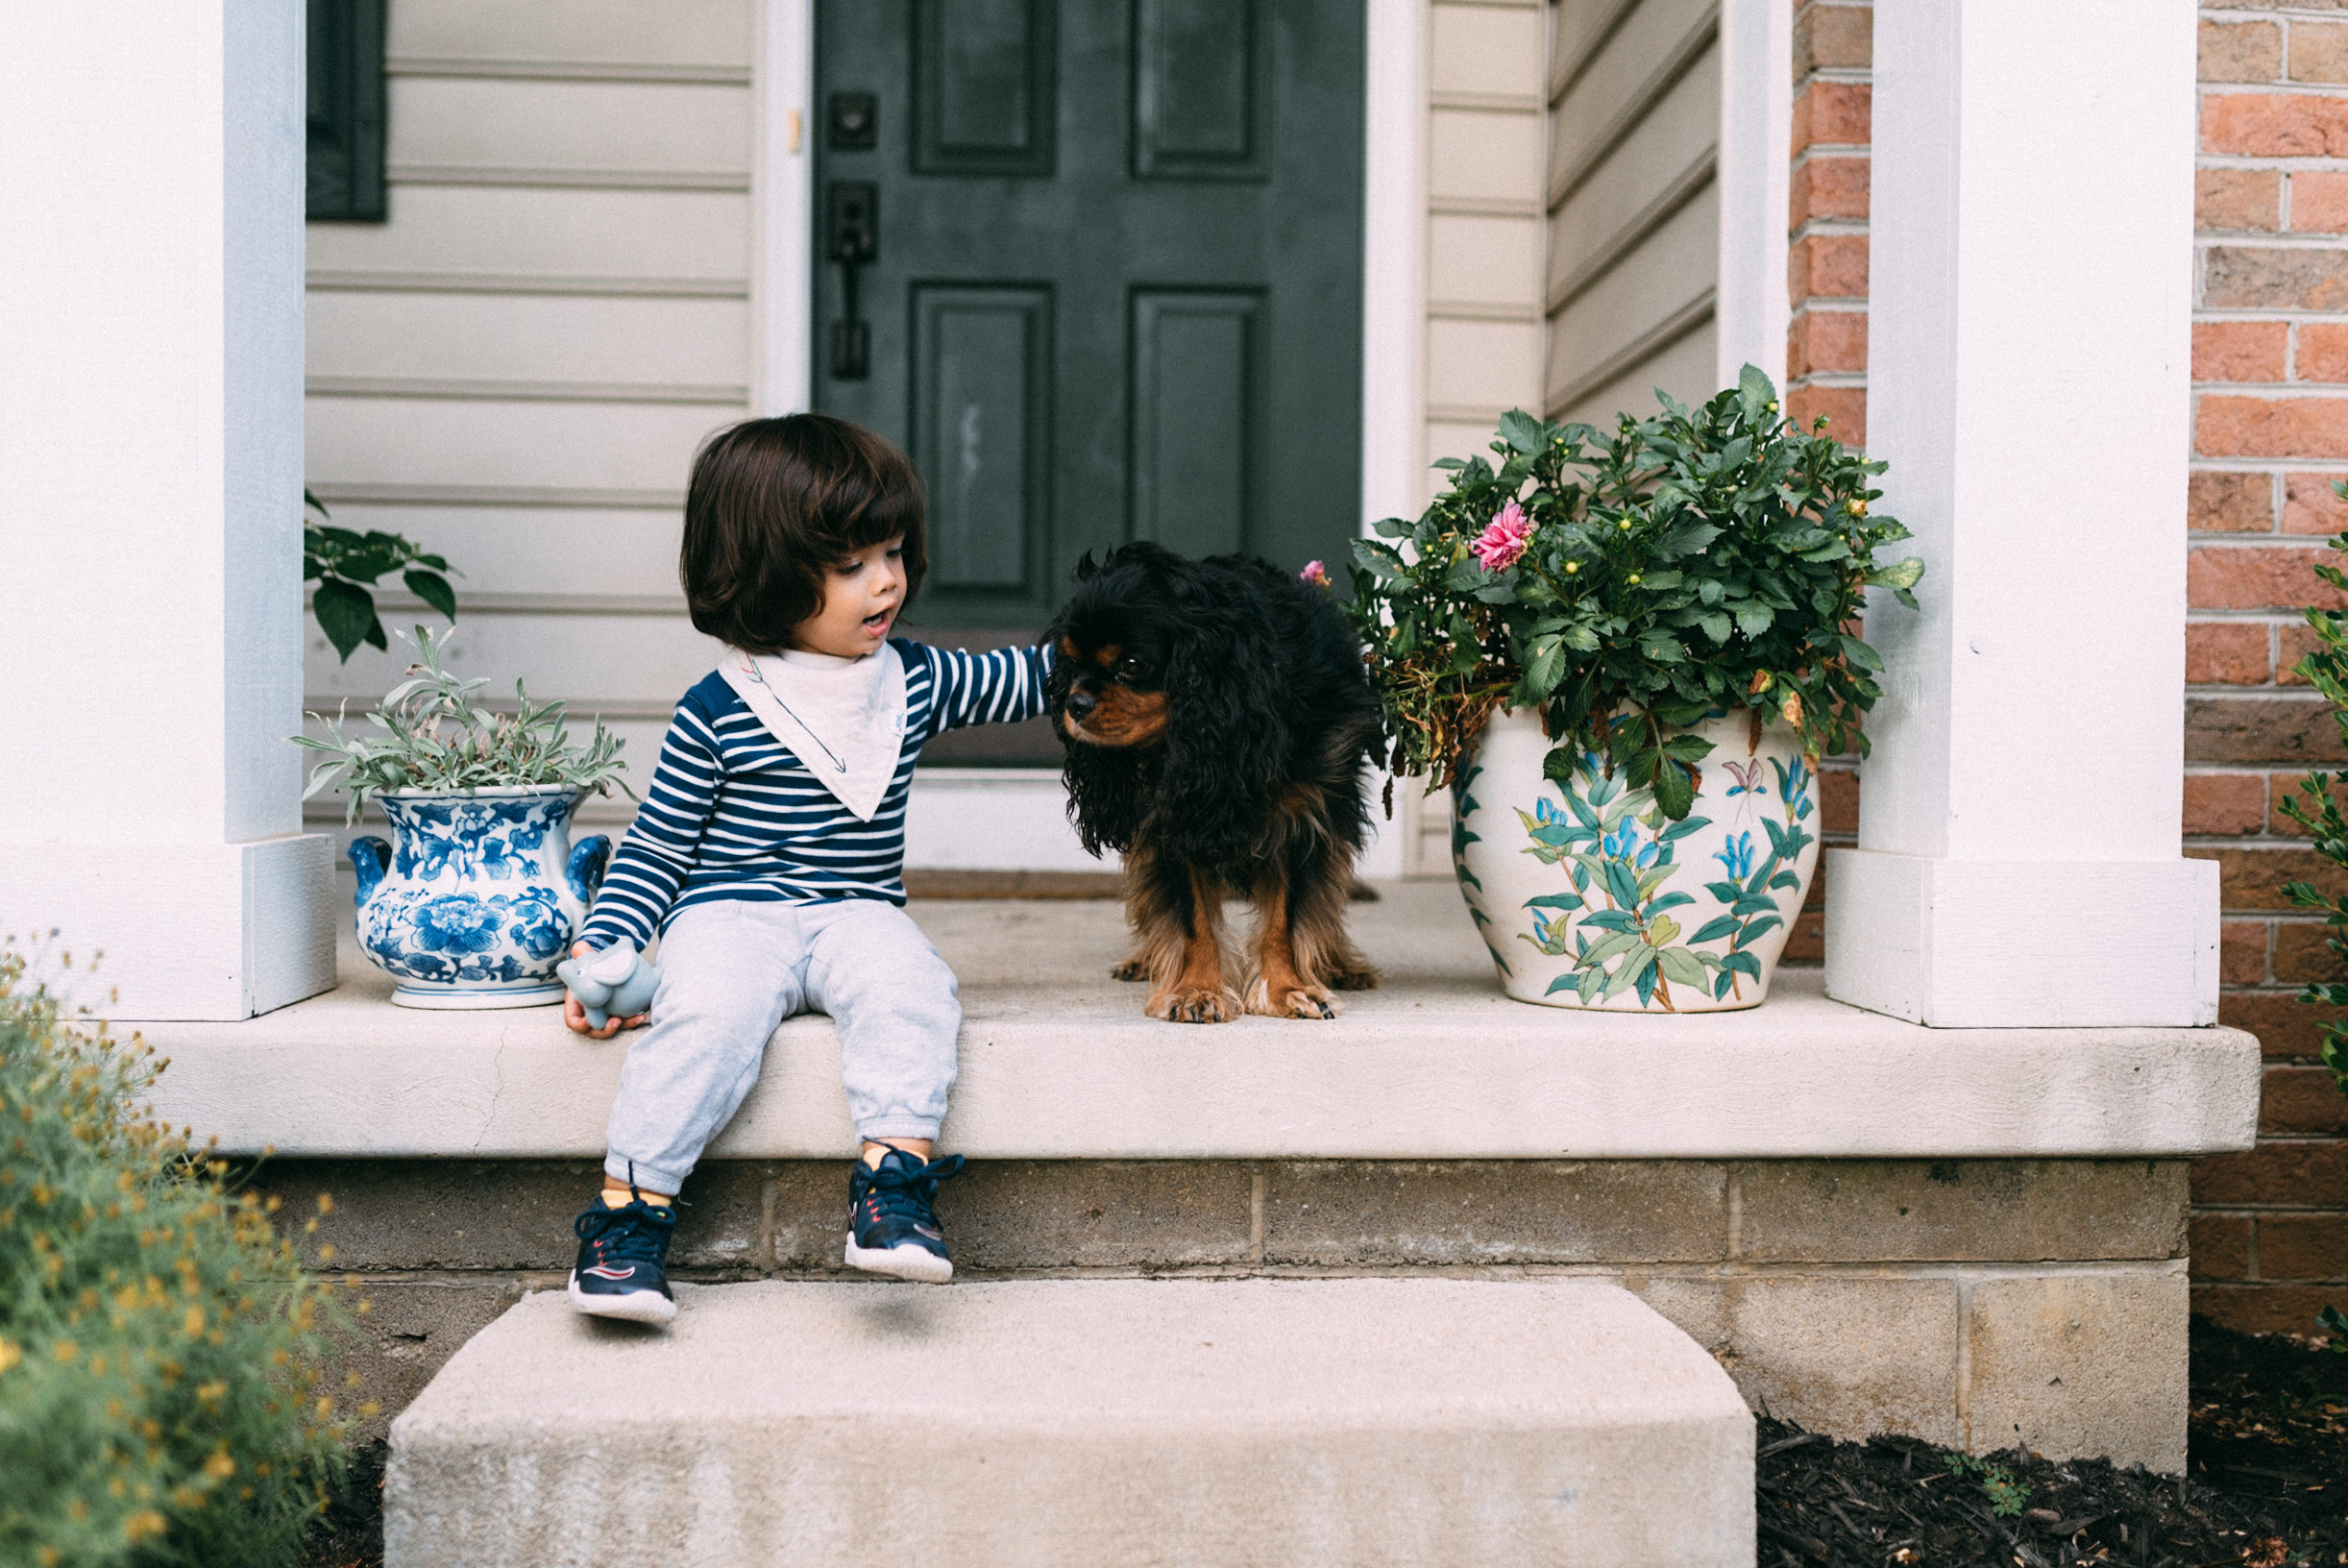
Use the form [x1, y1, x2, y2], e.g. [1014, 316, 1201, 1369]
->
[828, 91, 877, 151]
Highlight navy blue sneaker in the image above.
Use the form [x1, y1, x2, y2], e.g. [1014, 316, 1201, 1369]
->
[844, 1147, 966, 1284]
[568, 1189, 678, 1324]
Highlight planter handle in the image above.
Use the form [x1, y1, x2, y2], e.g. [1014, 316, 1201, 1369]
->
[349, 837, 391, 909]
[566, 835, 612, 904]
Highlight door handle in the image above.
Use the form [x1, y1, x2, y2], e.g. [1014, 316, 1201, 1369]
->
[827, 181, 878, 380]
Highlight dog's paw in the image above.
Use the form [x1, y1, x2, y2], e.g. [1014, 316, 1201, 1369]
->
[1108, 954, 1152, 983]
[1246, 978, 1339, 1020]
[1325, 963, 1380, 992]
[1148, 985, 1242, 1024]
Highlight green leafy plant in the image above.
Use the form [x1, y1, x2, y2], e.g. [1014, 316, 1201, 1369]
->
[0, 948, 358, 1566]
[2280, 527, 2348, 1104]
[1943, 1453, 2032, 1518]
[2321, 1303, 2348, 1355]
[293, 625, 632, 822]
[304, 490, 459, 663]
[1344, 366, 1923, 820]
[2274, 519, 2348, 1361]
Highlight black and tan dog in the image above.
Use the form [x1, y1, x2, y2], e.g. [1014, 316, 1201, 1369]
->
[1044, 542, 1382, 1022]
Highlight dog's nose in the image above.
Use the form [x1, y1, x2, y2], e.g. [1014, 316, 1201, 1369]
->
[1065, 690, 1098, 721]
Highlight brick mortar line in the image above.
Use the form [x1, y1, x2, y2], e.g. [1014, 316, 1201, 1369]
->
[2194, 380, 2348, 392]
[2196, 235, 2348, 252]
[2200, 157, 2348, 172]
[1790, 299, 1868, 313]
[2190, 456, 2348, 467]
[2201, 83, 2348, 99]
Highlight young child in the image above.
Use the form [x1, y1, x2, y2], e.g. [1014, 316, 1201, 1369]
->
[561, 413, 1053, 1325]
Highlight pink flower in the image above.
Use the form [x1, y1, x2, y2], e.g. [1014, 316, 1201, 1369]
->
[1299, 559, 1329, 588]
[1471, 502, 1532, 572]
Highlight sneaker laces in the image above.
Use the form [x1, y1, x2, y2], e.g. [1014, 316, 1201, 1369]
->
[863, 1150, 966, 1227]
[575, 1196, 675, 1270]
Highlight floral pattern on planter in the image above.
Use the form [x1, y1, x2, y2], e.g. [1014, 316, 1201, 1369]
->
[350, 788, 609, 1010]
[1453, 706, 1820, 1013]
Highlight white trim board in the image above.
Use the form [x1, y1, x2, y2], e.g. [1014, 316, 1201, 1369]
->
[905, 769, 1408, 877]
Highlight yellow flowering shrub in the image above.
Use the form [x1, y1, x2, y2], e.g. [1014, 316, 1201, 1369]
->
[0, 950, 356, 1567]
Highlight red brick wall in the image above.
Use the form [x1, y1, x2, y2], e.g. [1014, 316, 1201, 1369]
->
[2188, 4, 2348, 1335]
[1782, 0, 1871, 962]
[1782, 1, 2348, 1330]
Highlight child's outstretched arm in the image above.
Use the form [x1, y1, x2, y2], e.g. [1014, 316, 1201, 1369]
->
[917, 641, 1056, 738]
[567, 697, 722, 1037]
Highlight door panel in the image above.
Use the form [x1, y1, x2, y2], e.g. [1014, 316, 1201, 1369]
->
[817, 0, 1361, 644]
[911, 0, 1056, 176]
[1133, 0, 1271, 181]
[1129, 287, 1260, 556]
[911, 283, 1053, 595]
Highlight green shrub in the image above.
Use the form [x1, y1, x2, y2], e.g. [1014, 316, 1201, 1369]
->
[2279, 527, 2348, 1102]
[0, 949, 358, 1567]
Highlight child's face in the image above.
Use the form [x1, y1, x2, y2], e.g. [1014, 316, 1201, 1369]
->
[789, 535, 905, 657]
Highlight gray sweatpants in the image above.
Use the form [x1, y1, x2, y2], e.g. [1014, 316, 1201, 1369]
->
[602, 897, 959, 1193]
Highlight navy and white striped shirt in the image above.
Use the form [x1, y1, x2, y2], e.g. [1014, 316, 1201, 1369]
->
[578, 639, 1054, 949]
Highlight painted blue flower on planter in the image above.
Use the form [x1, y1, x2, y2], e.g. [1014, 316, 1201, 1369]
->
[1713, 831, 1757, 884]
[1513, 752, 1714, 1009]
[412, 895, 501, 954]
[504, 894, 566, 961]
[1773, 753, 1815, 823]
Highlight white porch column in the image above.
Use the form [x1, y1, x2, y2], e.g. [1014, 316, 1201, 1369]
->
[1823, 0, 2217, 1027]
[0, 2, 334, 1018]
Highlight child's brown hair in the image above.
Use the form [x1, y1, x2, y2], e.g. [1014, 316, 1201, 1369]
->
[679, 414, 928, 653]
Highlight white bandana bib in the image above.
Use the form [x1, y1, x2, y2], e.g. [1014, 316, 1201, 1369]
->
[718, 643, 908, 822]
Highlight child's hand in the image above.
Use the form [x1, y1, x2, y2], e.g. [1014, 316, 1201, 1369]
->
[561, 942, 649, 1039]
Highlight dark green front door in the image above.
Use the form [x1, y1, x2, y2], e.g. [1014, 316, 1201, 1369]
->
[814, 0, 1364, 639]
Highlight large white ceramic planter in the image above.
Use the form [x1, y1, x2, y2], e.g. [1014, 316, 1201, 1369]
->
[348, 787, 611, 1011]
[1452, 706, 1821, 1012]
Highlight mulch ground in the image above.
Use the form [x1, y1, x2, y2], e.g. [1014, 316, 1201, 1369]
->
[1758, 1317, 2348, 1567]
[299, 1316, 2344, 1568]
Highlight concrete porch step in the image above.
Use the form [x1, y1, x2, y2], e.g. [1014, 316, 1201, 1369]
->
[385, 1276, 1755, 1568]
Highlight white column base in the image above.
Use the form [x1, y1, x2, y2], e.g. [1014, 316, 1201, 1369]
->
[0, 835, 337, 1020]
[1823, 849, 2219, 1028]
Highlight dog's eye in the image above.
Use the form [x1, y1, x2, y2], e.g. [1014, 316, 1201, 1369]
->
[1116, 656, 1147, 682]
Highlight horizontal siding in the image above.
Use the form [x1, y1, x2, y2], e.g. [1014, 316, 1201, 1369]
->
[1430, 108, 1549, 213]
[306, 186, 750, 289]
[1547, 41, 1719, 310]
[387, 0, 753, 77]
[1546, 0, 1723, 426]
[306, 293, 749, 396]
[306, 5, 758, 836]
[306, 397, 737, 498]
[306, 503, 686, 603]
[306, 611, 720, 714]
[1547, 183, 1718, 414]
[385, 78, 753, 185]
[1554, 316, 1717, 429]
[1430, 211, 1546, 317]
[1421, 0, 1549, 526]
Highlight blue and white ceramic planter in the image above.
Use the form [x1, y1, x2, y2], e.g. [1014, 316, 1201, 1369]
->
[1453, 706, 1821, 1013]
[349, 787, 611, 1010]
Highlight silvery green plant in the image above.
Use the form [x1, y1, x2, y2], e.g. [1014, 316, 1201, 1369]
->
[293, 626, 631, 822]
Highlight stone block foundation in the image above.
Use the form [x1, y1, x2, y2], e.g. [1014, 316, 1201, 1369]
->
[266, 1155, 2193, 1472]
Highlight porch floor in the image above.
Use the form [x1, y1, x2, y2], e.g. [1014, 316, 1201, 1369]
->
[129, 882, 2260, 1163]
